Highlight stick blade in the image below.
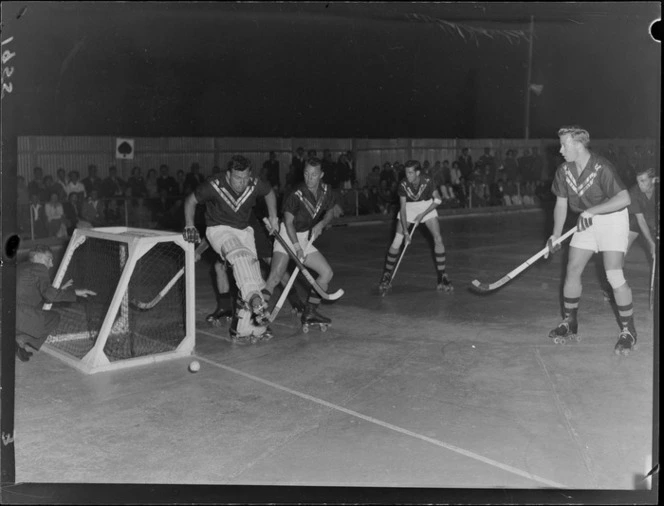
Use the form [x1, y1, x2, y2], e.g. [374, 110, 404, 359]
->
[469, 279, 491, 294]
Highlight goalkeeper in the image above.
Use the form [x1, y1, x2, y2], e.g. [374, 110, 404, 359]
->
[183, 155, 279, 343]
[16, 245, 96, 362]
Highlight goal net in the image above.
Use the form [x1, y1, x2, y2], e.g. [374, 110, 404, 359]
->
[42, 227, 196, 374]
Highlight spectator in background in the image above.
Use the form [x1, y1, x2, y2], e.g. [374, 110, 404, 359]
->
[450, 161, 462, 186]
[127, 166, 147, 198]
[63, 192, 91, 235]
[338, 153, 354, 189]
[517, 148, 533, 182]
[184, 162, 205, 193]
[262, 151, 281, 189]
[54, 168, 69, 203]
[81, 189, 104, 227]
[307, 149, 317, 159]
[28, 166, 45, 199]
[290, 147, 306, 185]
[29, 193, 48, 239]
[358, 185, 380, 215]
[522, 181, 536, 207]
[157, 164, 178, 196]
[379, 162, 396, 188]
[440, 160, 451, 185]
[39, 175, 57, 204]
[44, 192, 68, 238]
[175, 169, 188, 196]
[421, 160, 431, 177]
[478, 147, 496, 176]
[18, 176, 30, 237]
[322, 149, 339, 189]
[458, 148, 473, 180]
[366, 165, 381, 189]
[129, 198, 156, 229]
[531, 146, 545, 181]
[499, 149, 519, 183]
[82, 164, 103, 196]
[101, 165, 126, 201]
[104, 199, 123, 226]
[455, 175, 469, 208]
[145, 168, 159, 198]
[394, 161, 405, 182]
[65, 170, 86, 201]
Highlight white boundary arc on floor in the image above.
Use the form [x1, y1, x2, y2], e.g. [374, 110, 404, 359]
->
[193, 347, 568, 489]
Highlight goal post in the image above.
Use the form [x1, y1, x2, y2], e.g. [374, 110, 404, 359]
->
[41, 227, 196, 374]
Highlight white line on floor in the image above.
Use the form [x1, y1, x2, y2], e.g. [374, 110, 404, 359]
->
[535, 347, 598, 488]
[194, 354, 569, 489]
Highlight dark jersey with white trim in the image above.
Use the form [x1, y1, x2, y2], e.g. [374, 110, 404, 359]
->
[551, 153, 626, 213]
[195, 173, 272, 229]
[283, 182, 336, 233]
[628, 184, 656, 234]
[397, 176, 436, 203]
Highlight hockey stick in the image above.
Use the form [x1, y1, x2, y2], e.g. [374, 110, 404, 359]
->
[268, 237, 315, 322]
[263, 217, 344, 301]
[387, 222, 419, 288]
[649, 254, 656, 312]
[470, 227, 576, 294]
[130, 240, 208, 310]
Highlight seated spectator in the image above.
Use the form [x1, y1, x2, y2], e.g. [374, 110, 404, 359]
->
[29, 193, 48, 239]
[39, 175, 56, 204]
[128, 166, 147, 199]
[175, 169, 187, 196]
[184, 162, 205, 193]
[18, 176, 31, 237]
[81, 190, 104, 226]
[366, 165, 381, 189]
[455, 176, 469, 208]
[145, 168, 159, 199]
[152, 188, 179, 230]
[157, 164, 178, 196]
[129, 198, 156, 229]
[262, 151, 281, 189]
[54, 168, 69, 203]
[104, 199, 123, 226]
[82, 164, 103, 196]
[338, 153, 354, 190]
[65, 170, 86, 201]
[28, 166, 45, 199]
[522, 181, 536, 206]
[377, 179, 393, 215]
[358, 185, 380, 215]
[101, 165, 126, 201]
[63, 192, 91, 235]
[44, 192, 68, 238]
[472, 181, 489, 207]
[379, 162, 396, 187]
[490, 180, 506, 206]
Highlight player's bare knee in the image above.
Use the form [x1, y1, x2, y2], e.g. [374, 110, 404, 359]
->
[606, 269, 627, 290]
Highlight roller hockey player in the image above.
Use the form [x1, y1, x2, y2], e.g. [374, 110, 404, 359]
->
[378, 160, 452, 295]
[263, 157, 338, 332]
[545, 126, 637, 355]
[183, 155, 279, 343]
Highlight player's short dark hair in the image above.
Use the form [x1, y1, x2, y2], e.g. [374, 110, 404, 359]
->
[29, 244, 53, 262]
[558, 126, 590, 148]
[228, 155, 251, 173]
[305, 157, 322, 170]
[404, 160, 421, 171]
[636, 167, 655, 178]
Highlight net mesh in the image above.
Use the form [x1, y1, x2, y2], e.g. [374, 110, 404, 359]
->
[47, 238, 187, 362]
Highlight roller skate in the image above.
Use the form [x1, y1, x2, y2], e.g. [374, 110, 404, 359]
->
[378, 272, 392, 297]
[249, 293, 270, 326]
[614, 324, 638, 356]
[301, 304, 331, 333]
[436, 274, 454, 293]
[206, 297, 234, 327]
[548, 317, 579, 344]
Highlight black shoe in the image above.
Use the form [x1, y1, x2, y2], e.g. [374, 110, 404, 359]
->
[16, 345, 32, 362]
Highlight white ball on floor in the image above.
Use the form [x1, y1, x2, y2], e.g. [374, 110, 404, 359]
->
[189, 360, 200, 373]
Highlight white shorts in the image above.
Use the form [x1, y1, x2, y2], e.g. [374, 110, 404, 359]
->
[405, 200, 438, 224]
[272, 223, 319, 256]
[570, 208, 629, 253]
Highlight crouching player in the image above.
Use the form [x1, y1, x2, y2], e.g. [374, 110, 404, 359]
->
[378, 160, 452, 293]
[545, 126, 637, 355]
[183, 155, 279, 344]
[263, 157, 337, 329]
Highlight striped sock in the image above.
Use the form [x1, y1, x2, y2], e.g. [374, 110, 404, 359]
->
[563, 296, 580, 321]
[435, 251, 446, 280]
[616, 302, 634, 330]
[384, 250, 399, 276]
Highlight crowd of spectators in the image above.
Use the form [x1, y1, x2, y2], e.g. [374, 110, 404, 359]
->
[17, 143, 656, 240]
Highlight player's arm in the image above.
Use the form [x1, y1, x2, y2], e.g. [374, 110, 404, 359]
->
[283, 211, 305, 262]
[263, 188, 279, 232]
[182, 193, 201, 243]
[584, 189, 630, 217]
[635, 213, 656, 257]
[399, 195, 410, 242]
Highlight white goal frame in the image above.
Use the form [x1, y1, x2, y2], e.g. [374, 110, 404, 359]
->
[41, 227, 196, 374]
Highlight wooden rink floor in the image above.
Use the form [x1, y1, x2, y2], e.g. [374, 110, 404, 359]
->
[12, 210, 658, 497]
